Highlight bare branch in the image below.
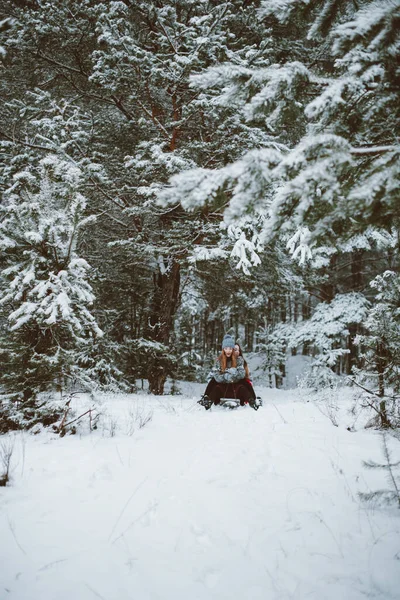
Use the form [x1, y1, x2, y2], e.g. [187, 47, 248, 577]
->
[348, 378, 398, 401]
[31, 50, 88, 77]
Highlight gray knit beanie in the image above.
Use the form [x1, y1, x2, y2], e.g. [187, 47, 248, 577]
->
[221, 334, 235, 349]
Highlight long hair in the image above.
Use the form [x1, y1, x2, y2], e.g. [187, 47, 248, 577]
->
[218, 351, 237, 371]
[236, 344, 250, 378]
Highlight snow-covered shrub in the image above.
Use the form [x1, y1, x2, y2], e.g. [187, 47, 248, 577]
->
[173, 349, 203, 382]
[286, 293, 369, 371]
[297, 364, 342, 392]
[297, 368, 356, 427]
[51, 393, 102, 437]
[126, 402, 153, 435]
[125, 338, 177, 394]
[299, 374, 341, 427]
[103, 416, 118, 438]
[0, 394, 64, 434]
[168, 379, 182, 395]
[74, 338, 131, 393]
[0, 434, 15, 486]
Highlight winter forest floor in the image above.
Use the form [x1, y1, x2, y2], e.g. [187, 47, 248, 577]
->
[1, 384, 399, 600]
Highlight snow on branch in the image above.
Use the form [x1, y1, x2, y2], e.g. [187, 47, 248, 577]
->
[286, 227, 313, 265]
[350, 145, 398, 155]
[242, 62, 311, 125]
[188, 247, 229, 263]
[261, 134, 354, 241]
[332, 0, 400, 57]
[157, 147, 282, 217]
[258, 0, 311, 23]
[230, 232, 262, 275]
[285, 292, 370, 367]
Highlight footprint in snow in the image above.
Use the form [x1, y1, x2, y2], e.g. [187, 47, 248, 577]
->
[198, 568, 220, 589]
[141, 501, 158, 526]
[191, 524, 212, 547]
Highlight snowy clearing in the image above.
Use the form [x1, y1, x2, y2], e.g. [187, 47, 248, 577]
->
[1, 384, 399, 600]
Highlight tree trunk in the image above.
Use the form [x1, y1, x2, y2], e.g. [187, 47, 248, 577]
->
[149, 371, 168, 396]
[280, 296, 287, 323]
[245, 321, 255, 351]
[351, 249, 363, 290]
[320, 255, 337, 302]
[376, 341, 385, 398]
[147, 258, 180, 395]
[346, 324, 358, 374]
[379, 400, 390, 428]
[376, 341, 391, 427]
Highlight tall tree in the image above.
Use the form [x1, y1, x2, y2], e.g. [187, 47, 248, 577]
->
[159, 0, 400, 381]
[0, 154, 103, 399]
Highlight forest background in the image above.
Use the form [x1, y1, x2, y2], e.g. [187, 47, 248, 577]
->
[0, 0, 399, 426]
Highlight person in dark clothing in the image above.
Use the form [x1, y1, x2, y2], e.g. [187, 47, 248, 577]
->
[202, 334, 237, 399]
[203, 368, 218, 398]
[199, 334, 258, 409]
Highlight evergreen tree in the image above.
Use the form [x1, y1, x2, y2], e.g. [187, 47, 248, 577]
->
[353, 271, 400, 427]
[1, 0, 399, 405]
[0, 155, 103, 399]
[158, 0, 400, 388]
[256, 323, 287, 388]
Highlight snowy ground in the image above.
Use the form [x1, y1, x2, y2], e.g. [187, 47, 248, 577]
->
[1, 383, 399, 600]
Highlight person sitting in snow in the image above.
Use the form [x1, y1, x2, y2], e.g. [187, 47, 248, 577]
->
[199, 334, 258, 410]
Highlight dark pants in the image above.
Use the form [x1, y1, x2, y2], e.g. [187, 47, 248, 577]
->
[204, 378, 218, 397]
[208, 382, 254, 405]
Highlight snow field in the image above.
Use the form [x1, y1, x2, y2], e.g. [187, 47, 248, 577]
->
[0, 384, 399, 600]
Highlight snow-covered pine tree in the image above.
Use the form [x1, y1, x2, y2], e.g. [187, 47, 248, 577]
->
[159, 1, 400, 241]
[89, 0, 278, 391]
[0, 154, 103, 400]
[1, 0, 283, 393]
[353, 271, 400, 427]
[159, 0, 400, 251]
[158, 0, 400, 388]
[286, 292, 369, 369]
[256, 323, 287, 388]
[2, 0, 399, 399]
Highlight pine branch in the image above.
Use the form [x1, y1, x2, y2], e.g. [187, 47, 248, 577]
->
[0, 129, 53, 152]
[348, 378, 398, 401]
[382, 434, 400, 506]
[72, 141, 128, 210]
[136, 99, 170, 138]
[155, 17, 177, 54]
[360, 435, 400, 508]
[31, 50, 88, 77]
[60, 74, 115, 106]
[95, 210, 129, 229]
[359, 490, 398, 506]
[110, 95, 136, 122]
[363, 459, 400, 470]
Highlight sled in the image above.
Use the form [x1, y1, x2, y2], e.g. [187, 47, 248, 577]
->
[198, 396, 262, 411]
[220, 398, 241, 410]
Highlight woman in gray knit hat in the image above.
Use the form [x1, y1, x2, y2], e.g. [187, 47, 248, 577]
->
[199, 334, 258, 410]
